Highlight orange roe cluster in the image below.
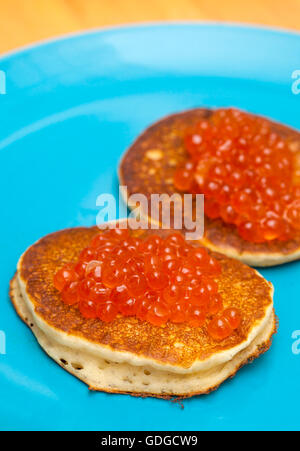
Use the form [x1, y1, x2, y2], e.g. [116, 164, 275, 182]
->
[207, 308, 241, 341]
[174, 108, 300, 243]
[53, 229, 241, 338]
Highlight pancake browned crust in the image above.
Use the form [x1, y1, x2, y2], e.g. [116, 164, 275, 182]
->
[119, 108, 300, 266]
[10, 226, 275, 398]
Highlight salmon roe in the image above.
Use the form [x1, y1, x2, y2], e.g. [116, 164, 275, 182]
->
[53, 229, 241, 338]
[174, 108, 300, 243]
[207, 308, 241, 341]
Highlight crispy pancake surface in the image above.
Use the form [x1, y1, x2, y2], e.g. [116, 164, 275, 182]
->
[119, 108, 300, 266]
[10, 226, 275, 397]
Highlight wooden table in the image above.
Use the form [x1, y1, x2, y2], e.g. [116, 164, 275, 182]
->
[1, 0, 300, 54]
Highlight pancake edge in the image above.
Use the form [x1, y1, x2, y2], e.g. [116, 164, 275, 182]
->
[9, 274, 277, 398]
[15, 246, 274, 374]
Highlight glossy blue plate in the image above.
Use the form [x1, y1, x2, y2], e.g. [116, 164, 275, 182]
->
[1, 23, 300, 431]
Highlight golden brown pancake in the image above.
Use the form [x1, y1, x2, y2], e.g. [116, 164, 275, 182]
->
[10, 226, 276, 398]
[119, 108, 300, 266]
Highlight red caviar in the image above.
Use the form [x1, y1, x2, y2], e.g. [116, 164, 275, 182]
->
[207, 308, 241, 341]
[53, 229, 241, 338]
[173, 108, 300, 243]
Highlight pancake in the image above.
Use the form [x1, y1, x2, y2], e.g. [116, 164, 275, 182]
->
[119, 108, 300, 267]
[9, 225, 276, 398]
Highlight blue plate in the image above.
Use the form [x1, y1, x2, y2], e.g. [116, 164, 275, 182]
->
[1, 23, 300, 431]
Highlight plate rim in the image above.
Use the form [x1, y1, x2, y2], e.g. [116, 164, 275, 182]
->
[1, 20, 300, 63]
